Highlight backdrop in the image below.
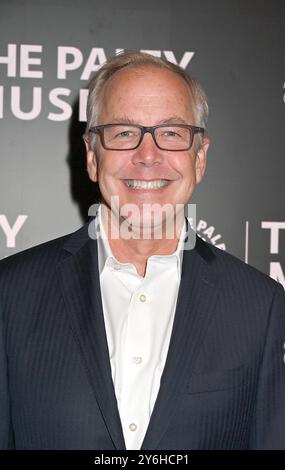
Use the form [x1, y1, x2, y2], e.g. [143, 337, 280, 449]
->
[0, 0, 284, 287]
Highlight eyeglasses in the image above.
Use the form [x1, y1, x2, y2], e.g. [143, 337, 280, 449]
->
[88, 123, 204, 151]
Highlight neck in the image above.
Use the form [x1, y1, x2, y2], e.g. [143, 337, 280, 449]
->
[100, 204, 185, 277]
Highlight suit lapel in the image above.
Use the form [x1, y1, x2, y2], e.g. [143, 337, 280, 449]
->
[57, 221, 126, 450]
[57, 218, 220, 450]
[141, 234, 220, 450]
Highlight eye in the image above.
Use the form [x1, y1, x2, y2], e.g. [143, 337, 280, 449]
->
[159, 129, 183, 139]
[111, 127, 140, 140]
[117, 130, 134, 138]
[163, 130, 180, 137]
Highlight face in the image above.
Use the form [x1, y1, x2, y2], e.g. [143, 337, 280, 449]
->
[85, 66, 209, 232]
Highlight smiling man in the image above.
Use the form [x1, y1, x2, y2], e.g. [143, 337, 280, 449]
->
[0, 51, 285, 451]
[84, 58, 209, 276]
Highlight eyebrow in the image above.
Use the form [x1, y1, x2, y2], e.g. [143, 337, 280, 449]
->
[109, 116, 189, 125]
[158, 117, 189, 125]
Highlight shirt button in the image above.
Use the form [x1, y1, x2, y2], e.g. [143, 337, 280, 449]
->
[129, 423, 137, 432]
[133, 356, 142, 365]
[139, 294, 146, 303]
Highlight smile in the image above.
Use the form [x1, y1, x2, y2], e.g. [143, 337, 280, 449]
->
[125, 179, 170, 190]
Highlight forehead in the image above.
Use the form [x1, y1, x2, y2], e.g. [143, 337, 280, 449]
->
[98, 65, 195, 124]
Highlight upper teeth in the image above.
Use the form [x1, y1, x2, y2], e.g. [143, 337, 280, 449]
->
[126, 179, 168, 189]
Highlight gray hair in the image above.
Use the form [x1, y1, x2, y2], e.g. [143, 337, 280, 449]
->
[85, 50, 209, 146]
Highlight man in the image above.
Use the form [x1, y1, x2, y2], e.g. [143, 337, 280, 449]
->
[0, 51, 285, 450]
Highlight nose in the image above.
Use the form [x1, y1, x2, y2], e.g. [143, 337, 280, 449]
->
[131, 131, 163, 167]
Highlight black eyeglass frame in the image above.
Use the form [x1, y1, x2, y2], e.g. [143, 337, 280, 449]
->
[88, 123, 205, 151]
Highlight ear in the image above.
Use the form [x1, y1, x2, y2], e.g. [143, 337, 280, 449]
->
[195, 138, 210, 184]
[83, 135, 98, 183]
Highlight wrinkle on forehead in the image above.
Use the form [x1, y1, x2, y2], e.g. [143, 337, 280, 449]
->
[109, 115, 190, 125]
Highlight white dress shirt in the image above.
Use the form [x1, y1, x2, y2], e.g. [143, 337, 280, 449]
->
[96, 205, 186, 450]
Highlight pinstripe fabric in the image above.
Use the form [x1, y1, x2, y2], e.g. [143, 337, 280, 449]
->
[0, 218, 285, 449]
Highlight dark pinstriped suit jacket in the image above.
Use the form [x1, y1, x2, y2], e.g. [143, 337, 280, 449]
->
[0, 218, 285, 450]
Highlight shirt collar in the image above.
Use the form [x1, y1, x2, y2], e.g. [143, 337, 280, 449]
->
[96, 204, 187, 279]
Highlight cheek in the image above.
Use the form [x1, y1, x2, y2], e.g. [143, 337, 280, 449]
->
[96, 159, 113, 185]
[172, 157, 198, 200]
[171, 154, 196, 180]
[97, 152, 127, 177]
[96, 155, 126, 199]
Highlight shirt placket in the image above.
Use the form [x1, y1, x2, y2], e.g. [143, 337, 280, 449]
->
[119, 282, 151, 449]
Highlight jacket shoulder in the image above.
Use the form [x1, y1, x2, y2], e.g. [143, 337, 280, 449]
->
[0, 218, 92, 283]
[196, 235, 283, 294]
[0, 234, 68, 274]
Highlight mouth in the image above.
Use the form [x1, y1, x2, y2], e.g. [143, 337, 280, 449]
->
[123, 179, 171, 190]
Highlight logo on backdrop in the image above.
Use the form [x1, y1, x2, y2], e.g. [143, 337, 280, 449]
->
[194, 219, 226, 250]
[245, 221, 285, 288]
[0, 44, 194, 122]
[0, 215, 28, 248]
[260, 222, 285, 288]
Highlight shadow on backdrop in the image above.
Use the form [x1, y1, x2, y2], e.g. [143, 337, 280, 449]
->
[66, 95, 101, 223]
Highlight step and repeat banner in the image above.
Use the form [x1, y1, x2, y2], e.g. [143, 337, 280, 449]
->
[0, 0, 284, 287]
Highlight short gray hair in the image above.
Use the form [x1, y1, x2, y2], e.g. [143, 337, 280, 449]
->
[85, 50, 209, 145]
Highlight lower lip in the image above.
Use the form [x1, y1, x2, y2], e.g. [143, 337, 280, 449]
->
[122, 181, 172, 192]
